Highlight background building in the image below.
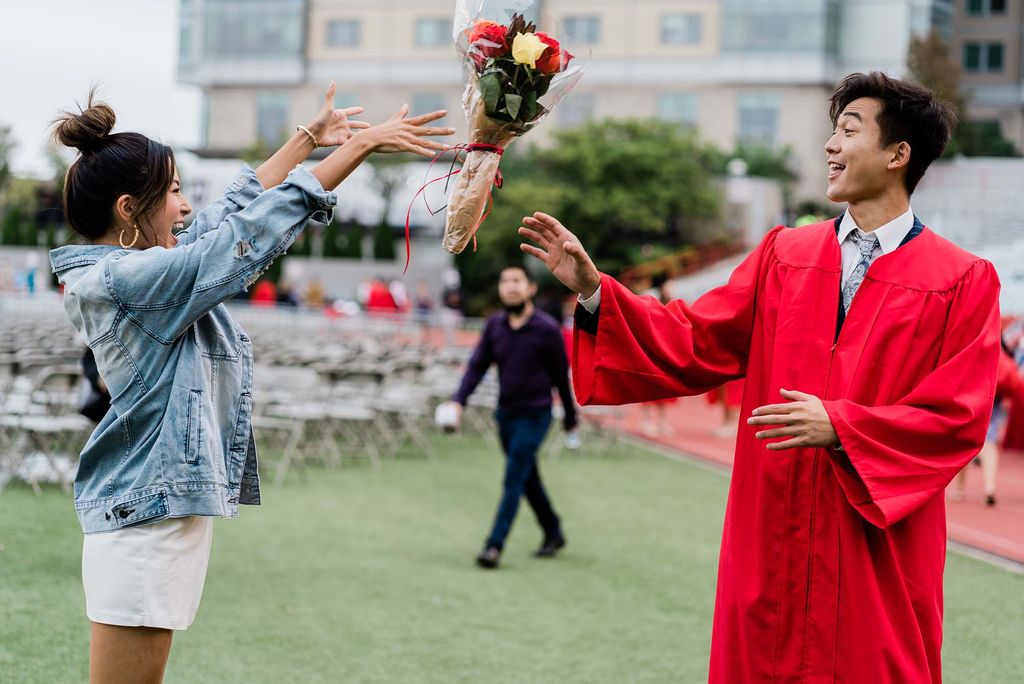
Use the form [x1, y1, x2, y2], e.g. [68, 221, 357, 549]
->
[179, 0, 954, 205]
[951, 0, 1024, 151]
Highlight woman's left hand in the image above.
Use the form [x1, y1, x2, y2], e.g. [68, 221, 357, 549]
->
[305, 81, 371, 148]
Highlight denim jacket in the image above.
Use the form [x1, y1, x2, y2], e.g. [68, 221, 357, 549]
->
[49, 165, 336, 534]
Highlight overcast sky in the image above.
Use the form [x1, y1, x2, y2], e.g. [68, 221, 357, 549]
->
[0, 0, 201, 179]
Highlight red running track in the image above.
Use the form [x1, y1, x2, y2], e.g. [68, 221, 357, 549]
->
[608, 395, 1024, 567]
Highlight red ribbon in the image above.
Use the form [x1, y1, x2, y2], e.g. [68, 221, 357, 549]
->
[403, 143, 505, 273]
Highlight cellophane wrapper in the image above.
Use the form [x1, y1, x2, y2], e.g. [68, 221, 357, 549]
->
[443, 0, 584, 254]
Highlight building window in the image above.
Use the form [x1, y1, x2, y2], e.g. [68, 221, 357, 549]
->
[964, 43, 980, 71]
[327, 91, 359, 109]
[256, 93, 290, 146]
[180, 0, 195, 64]
[203, 4, 303, 59]
[563, 16, 601, 45]
[326, 19, 361, 47]
[738, 93, 780, 149]
[661, 14, 703, 45]
[964, 42, 1004, 72]
[560, 94, 596, 127]
[987, 42, 1005, 70]
[721, 1, 837, 55]
[200, 93, 209, 148]
[415, 17, 450, 47]
[658, 93, 698, 129]
[967, 0, 1006, 15]
[412, 93, 447, 128]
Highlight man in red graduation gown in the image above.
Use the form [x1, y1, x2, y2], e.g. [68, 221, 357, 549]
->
[518, 72, 1001, 682]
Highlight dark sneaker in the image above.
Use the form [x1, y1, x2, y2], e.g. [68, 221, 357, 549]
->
[476, 546, 501, 569]
[534, 534, 566, 558]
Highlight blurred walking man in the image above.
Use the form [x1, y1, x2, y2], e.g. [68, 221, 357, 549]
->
[450, 265, 577, 569]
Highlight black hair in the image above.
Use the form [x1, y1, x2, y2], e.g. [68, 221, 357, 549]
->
[500, 263, 533, 283]
[51, 88, 176, 240]
[829, 72, 957, 194]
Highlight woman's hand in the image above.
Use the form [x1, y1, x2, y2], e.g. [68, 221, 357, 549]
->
[358, 105, 455, 157]
[304, 81, 370, 148]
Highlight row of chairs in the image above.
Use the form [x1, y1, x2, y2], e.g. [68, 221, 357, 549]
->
[0, 298, 621, 493]
[1, 302, 95, 493]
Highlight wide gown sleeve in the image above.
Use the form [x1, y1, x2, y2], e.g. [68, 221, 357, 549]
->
[572, 226, 785, 406]
[822, 259, 1001, 528]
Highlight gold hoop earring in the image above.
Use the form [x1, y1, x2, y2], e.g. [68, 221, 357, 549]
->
[119, 224, 140, 249]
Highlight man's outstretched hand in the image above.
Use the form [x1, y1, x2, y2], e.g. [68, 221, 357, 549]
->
[518, 212, 601, 298]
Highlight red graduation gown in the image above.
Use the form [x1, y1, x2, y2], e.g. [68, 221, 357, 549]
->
[573, 220, 1000, 683]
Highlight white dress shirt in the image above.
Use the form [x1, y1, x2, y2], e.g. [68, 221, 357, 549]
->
[837, 206, 915, 288]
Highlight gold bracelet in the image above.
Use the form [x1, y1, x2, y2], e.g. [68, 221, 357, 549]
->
[296, 125, 319, 149]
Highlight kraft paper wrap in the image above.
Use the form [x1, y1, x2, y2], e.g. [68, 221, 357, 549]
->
[442, 99, 520, 254]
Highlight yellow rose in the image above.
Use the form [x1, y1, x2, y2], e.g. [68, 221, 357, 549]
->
[511, 32, 547, 69]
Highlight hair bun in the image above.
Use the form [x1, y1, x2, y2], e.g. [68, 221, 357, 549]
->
[53, 91, 116, 154]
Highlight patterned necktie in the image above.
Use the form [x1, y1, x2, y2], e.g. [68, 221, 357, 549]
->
[841, 231, 879, 313]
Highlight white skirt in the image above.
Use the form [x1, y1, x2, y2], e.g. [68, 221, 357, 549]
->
[82, 515, 214, 630]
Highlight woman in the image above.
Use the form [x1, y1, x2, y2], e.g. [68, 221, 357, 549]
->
[49, 83, 453, 683]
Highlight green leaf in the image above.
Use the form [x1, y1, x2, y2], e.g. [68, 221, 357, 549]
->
[523, 91, 538, 121]
[505, 93, 523, 120]
[478, 72, 502, 115]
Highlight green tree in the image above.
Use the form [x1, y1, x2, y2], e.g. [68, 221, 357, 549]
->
[452, 120, 724, 315]
[372, 221, 396, 261]
[368, 156, 413, 262]
[338, 221, 363, 259]
[1, 204, 24, 245]
[539, 120, 721, 271]
[239, 140, 270, 167]
[46, 143, 69, 199]
[705, 143, 797, 183]
[1, 178, 40, 246]
[455, 120, 724, 314]
[0, 125, 14, 202]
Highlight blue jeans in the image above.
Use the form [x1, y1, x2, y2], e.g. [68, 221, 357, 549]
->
[486, 408, 561, 550]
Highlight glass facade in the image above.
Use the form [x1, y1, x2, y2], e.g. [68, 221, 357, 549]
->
[964, 42, 1005, 73]
[412, 93, 448, 127]
[415, 17, 450, 47]
[916, 0, 954, 41]
[326, 19, 361, 48]
[660, 14, 703, 45]
[256, 93, 290, 146]
[563, 16, 601, 45]
[201, 1, 303, 58]
[559, 93, 596, 127]
[658, 93, 699, 129]
[967, 0, 1007, 15]
[179, 0, 306, 84]
[721, 0, 840, 55]
[738, 93, 780, 149]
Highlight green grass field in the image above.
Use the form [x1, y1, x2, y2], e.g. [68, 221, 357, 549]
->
[1, 434, 1022, 683]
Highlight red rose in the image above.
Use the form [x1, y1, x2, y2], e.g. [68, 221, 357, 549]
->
[467, 20, 508, 58]
[535, 32, 573, 74]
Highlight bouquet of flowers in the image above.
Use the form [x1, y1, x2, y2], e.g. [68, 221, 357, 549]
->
[442, 1, 584, 254]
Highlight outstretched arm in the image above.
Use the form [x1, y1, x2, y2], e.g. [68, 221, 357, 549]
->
[109, 105, 455, 341]
[178, 81, 372, 245]
[520, 213, 783, 406]
[310, 104, 453, 191]
[254, 80, 371, 190]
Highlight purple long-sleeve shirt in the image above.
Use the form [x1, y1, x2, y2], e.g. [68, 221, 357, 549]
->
[453, 309, 578, 429]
